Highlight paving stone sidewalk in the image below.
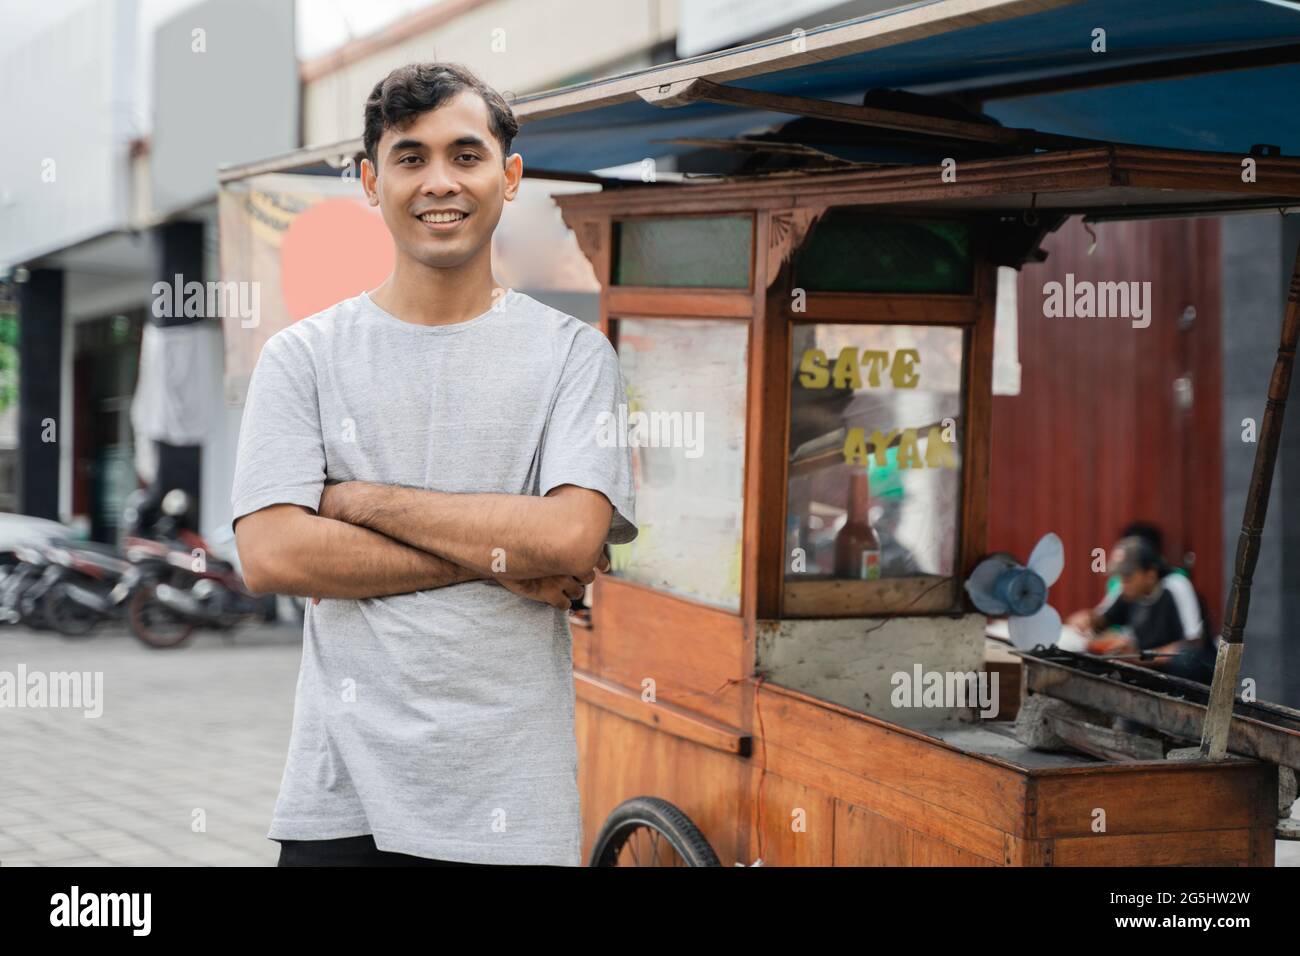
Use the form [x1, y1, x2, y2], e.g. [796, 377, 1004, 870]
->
[0, 621, 301, 866]
[2, 618, 1297, 867]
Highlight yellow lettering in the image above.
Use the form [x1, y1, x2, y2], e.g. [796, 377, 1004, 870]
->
[860, 350, 889, 387]
[798, 348, 829, 388]
[897, 428, 922, 469]
[832, 347, 861, 390]
[842, 427, 869, 465]
[867, 429, 899, 466]
[890, 349, 920, 389]
[924, 426, 957, 469]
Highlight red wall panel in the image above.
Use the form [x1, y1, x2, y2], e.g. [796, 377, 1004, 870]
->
[988, 216, 1222, 628]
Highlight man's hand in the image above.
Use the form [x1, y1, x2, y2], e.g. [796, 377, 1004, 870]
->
[499, 574, 586, 609]
[497, 553, 610, 609]
[1065, 609, 1095, 634]
[1087, 631, 1138, 656]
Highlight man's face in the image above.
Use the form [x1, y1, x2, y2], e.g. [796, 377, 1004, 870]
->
[362, 90, 521, 270]
[1119, 567, 1159, 601]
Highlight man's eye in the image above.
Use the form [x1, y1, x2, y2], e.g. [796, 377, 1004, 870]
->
[457, 153, 480, 163]
[399, 155, 421, 164]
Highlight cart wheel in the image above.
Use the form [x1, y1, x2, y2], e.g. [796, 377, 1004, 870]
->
[588, 797, 721, 867]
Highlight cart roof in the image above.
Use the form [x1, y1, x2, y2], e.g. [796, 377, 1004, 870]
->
[508, 0, 1300, 172]
[219, 0, 1300, 215]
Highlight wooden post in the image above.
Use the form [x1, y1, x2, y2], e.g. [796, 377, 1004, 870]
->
[1201, 237, 1300, 758]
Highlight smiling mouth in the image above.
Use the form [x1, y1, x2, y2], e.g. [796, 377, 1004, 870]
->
[416, 210, 470, 230]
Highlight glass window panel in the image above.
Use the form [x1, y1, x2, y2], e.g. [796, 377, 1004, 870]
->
[609, 318, 748, 611]
[793, 214, 972, 294]
[785, 324, 965, 593]
[612, 215, 751, 288]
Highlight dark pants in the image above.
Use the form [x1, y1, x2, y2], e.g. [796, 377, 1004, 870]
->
[276, 834, 493, 867]
[1161, 641, 1217, 684]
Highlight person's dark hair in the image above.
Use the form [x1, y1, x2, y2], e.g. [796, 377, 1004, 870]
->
[363, 63, 519, 170]
[1120, 521, 1164, 557]
[1110, 535, 1164, 577]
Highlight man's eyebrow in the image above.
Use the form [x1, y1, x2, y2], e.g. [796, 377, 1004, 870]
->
[388, 138, 427, 154]
[387, 135, 490, 156]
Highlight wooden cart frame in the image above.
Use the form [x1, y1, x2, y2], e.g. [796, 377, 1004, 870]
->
[556, 143, 1300, 866]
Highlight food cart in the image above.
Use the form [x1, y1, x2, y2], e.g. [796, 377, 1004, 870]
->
[554, 141, 1300, 867]
[217, 0, 1300, 866]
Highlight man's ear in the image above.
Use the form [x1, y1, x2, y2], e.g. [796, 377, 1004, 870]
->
[361, 157, 379, 205]
[503, 153, 523, 202]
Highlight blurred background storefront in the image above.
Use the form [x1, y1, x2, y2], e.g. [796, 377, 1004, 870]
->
[1, 0, 1298, 701]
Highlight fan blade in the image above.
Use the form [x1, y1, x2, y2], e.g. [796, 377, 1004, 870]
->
[964, 555, 1017, 615]
[1027, 533, 1064, 588]
[1008, 604, 1062, 650]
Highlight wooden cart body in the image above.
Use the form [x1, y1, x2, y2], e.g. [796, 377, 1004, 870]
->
[555, 145, 1300, 866]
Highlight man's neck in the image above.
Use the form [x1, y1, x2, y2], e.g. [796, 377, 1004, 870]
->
[369, 259, 501, 327]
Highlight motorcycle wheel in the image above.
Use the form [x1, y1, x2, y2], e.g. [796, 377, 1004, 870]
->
[128, 582, 195, 649]
[45, 584, 99, 638]
[19, 587, 53, 631]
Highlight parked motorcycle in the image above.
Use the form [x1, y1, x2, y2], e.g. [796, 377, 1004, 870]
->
[36, 539, 136, 637]
[123, 490, 275, 648]
[0, 544, 56, 629]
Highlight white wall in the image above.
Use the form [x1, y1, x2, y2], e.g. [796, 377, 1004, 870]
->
[0, 0, 138, 272]
[300, 0, 678, 147]
[150, 0, 299, 216]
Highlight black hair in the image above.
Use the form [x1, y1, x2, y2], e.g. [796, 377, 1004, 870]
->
[363, 63, 519, 171]
[1120, 521, 1164, 557]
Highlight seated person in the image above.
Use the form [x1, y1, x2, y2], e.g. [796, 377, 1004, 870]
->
[1089, 521, 1197, 615]
[1067, 535, 1217, 683]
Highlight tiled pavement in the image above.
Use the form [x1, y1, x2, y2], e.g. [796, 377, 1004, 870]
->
[0, 621, 301, 866]
[1, 620, 1297, 867]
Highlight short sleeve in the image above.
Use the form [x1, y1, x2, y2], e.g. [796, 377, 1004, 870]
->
[1163, 573, 1204, 640]
[230, 330, 326, 526]
[538, 326, 638, 545]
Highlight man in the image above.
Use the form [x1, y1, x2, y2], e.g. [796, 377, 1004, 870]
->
[1069, 535, 1216, 683]
[231, 63, 637, 867]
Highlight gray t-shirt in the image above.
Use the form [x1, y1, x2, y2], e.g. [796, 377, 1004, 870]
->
[230, 288, 637, 866]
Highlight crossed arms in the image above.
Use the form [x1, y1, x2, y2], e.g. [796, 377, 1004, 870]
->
[233, 482, 613, 609]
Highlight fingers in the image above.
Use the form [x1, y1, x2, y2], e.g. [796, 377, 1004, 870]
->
[573, 568, 597, 586]
[311, 597, 321, 605]
[596, 553, 610, 573]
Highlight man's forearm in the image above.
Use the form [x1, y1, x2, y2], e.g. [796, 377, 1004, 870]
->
[236, 505, 486, 599]
[321, 482, 587, 579]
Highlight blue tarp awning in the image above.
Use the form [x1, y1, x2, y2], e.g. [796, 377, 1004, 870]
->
[509, 0, 1300, 173]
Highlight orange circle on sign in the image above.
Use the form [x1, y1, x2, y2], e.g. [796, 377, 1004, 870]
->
[280, 197, 395, 320]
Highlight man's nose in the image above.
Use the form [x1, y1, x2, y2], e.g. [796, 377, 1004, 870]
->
[419, 159, 461, 195]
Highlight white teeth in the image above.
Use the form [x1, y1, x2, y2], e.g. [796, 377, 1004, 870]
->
[419, 211, 466, 223]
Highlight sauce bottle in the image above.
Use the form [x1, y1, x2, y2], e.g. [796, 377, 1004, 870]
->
[834, 469, 881, 580]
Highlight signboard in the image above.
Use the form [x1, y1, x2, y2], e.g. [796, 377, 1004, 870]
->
[218, 173, 393, 403]
[218, 172, 601, 404]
